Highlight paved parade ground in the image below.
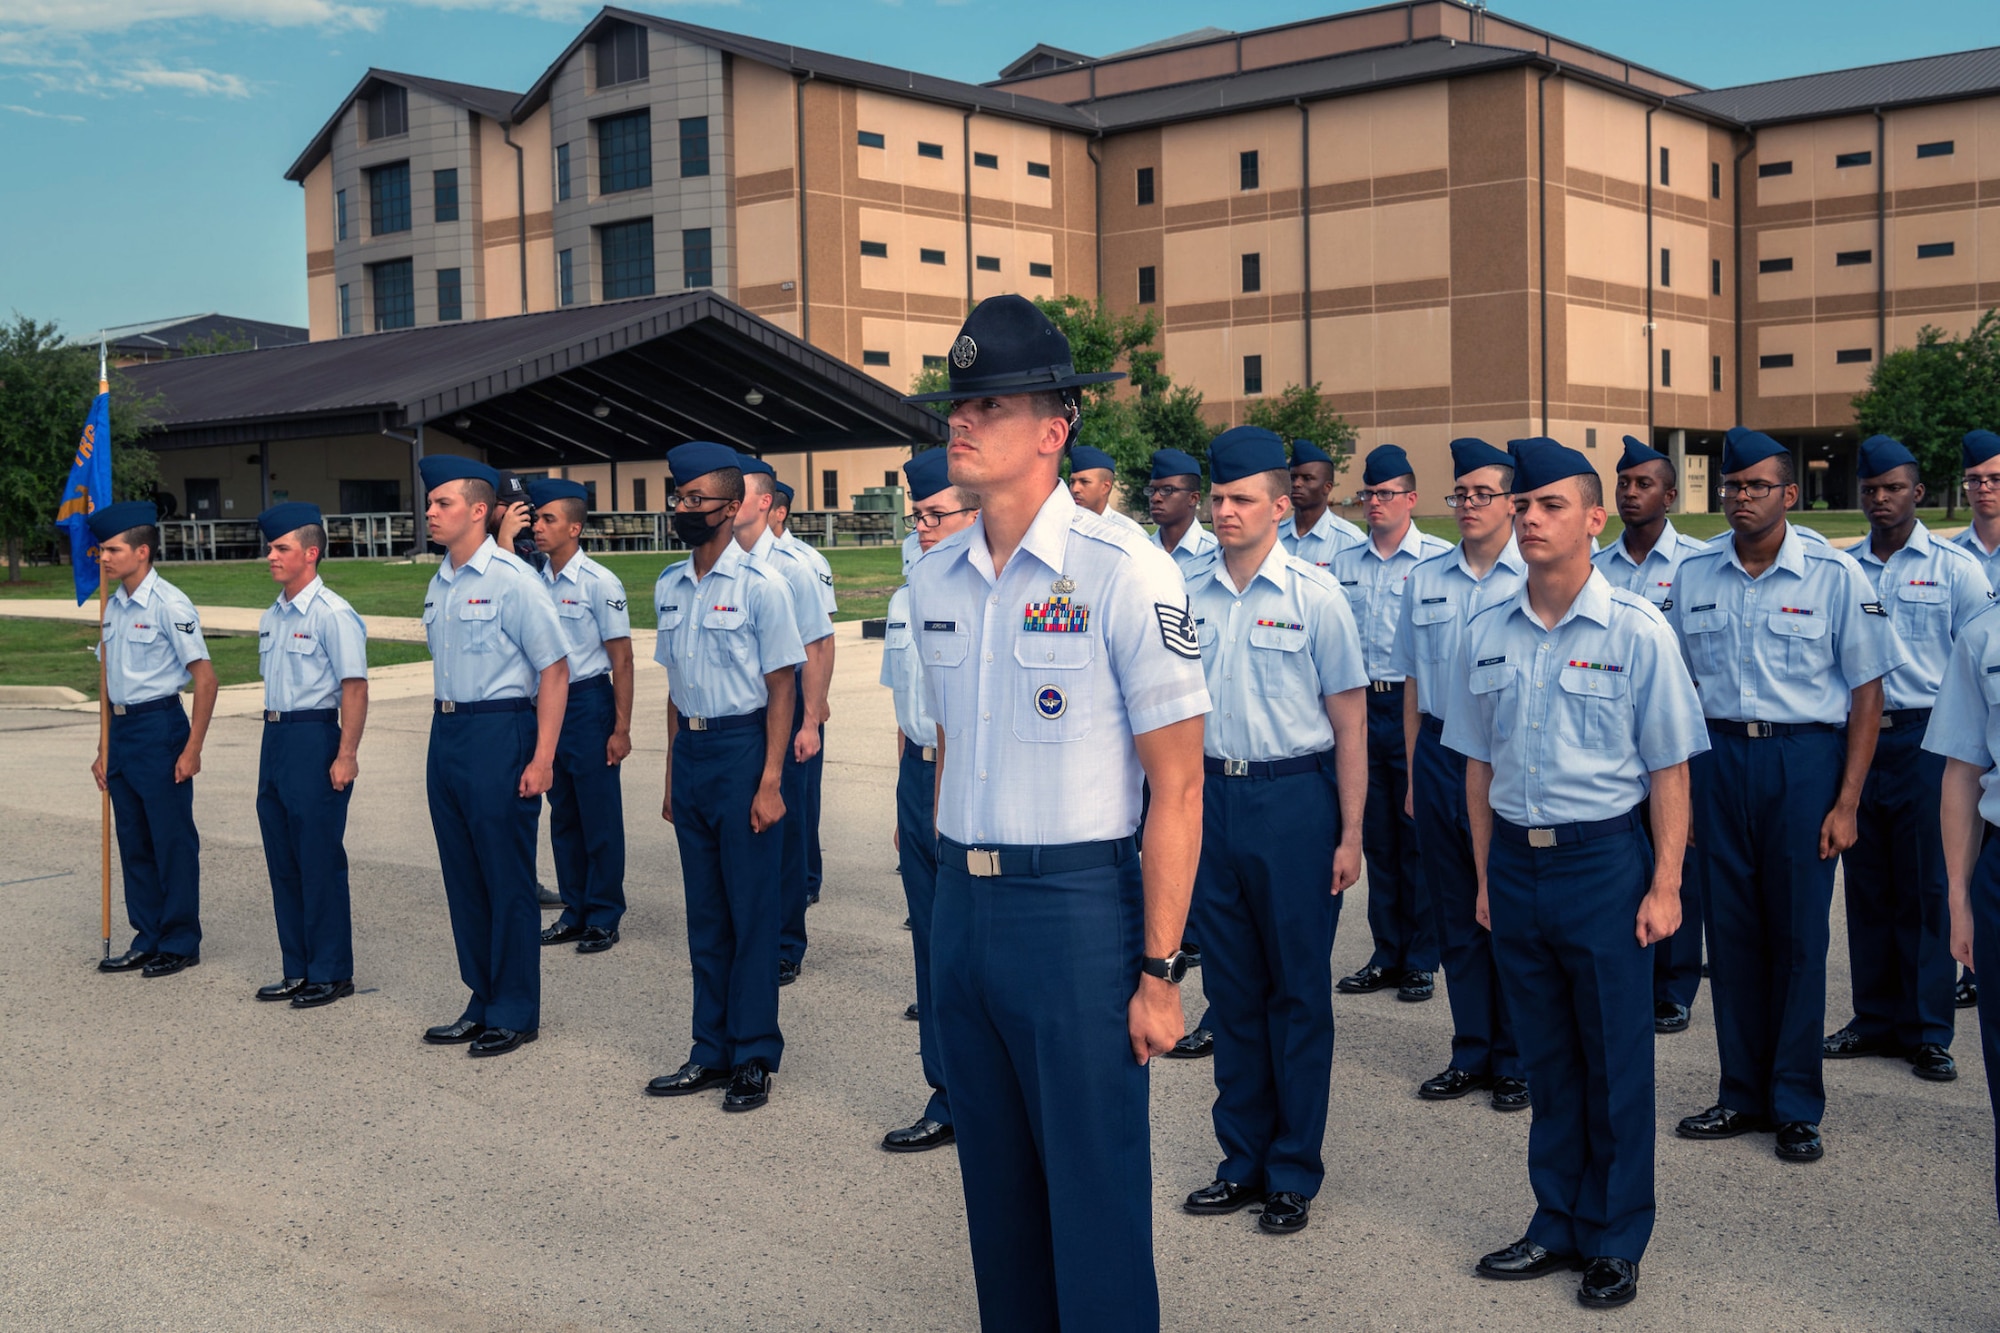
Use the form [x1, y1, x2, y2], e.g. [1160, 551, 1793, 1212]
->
[1, 621, 1994, 1331]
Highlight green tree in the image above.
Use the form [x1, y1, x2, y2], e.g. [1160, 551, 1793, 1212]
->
[1244, 382, 1359, 479]
[175, 327, 256, 358]
[1853, 309, 2000, 520]
[0, 316, 161, 582]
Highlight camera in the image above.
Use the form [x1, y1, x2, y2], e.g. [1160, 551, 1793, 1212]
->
[492, 470, 542, 564]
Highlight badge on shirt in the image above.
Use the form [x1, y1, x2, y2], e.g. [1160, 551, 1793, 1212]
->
[1476, 655, 1508, 667]
[924, 620, 956, 632]
[1566, 659, 1624, 673]
[1156, 601, 1200, 660]
[1256, 619, 1304, 631]
[607, 598, 626, 610]
[1861, 602, 1887, 616]
[710, 604, 740, 613]
[1024, 596, 1089, 633]
[175, 620, 196, 634]
[818, 574, 834, 587]
[1035, 685, 1067, 719]
[887, 621, 907, 630]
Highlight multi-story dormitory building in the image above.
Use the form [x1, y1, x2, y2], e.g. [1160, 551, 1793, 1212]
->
[274, 1, 2000, 516]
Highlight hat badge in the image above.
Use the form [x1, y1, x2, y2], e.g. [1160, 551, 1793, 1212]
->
[951, 335, 978, 369]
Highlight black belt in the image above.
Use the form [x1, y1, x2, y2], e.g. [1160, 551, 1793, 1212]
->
[109, 696, 181, 718]
[569, 672, 611, 696]
[672, 707, 765, 733]
[938, 834, 1137, 878]
[264, 708, 338, 724]
[905, 740, 938, 762]
[1420, 713, 1445, 736]
[1494, 810, 1640, 849]
[1204, 752, 1326, 779]
[434, 697, 534, 715]
[1707, 719, 1842, 739]
[1880, 707, 1932, 731]
[1369, 680, 1403, 694]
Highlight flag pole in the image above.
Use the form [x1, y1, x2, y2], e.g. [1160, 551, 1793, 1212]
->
[97, 344, 111, 961]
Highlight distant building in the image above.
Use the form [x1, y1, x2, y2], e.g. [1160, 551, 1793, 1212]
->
[90, 314, 309, 367]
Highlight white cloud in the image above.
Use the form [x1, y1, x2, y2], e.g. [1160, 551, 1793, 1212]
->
[121, 63, 252, 97]
[0, 2, 385, 33]
[2, 101, 84, 121]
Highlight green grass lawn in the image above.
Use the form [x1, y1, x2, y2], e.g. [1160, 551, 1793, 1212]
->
[0, 618, 430, 699]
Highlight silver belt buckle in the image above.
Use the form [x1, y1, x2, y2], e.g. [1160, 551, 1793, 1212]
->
[966, 848, 1002, 877]
[438, 700, 456, 713]
[1746, 721, 1773, 739]
[1528, 828, 1558, 849]
[266, 710, 281, 722]
[920, 745, 938, 761]
[1223, 759, 1250, 777]
[685, 715, 709, 731]
[111, 704, 127, 716]
[1878, 713, 1894, 729]
[1370, 680, 1392, 693]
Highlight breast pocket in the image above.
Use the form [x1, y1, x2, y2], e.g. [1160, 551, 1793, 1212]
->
[422, 602, 441, 654]
[700, 609, 751, 670]
[1681, 608, 1733, 676]
[1411, 600, 1456, 664]
[1766, 611, 1829, 679]
[1894, 584, 1950, 647]
[283, 632, 317, 656]
[920, 625, 970, 736]
[1556, 666, 1630, 751]
[457, 601, 499, 653]
[1249, 623, 1310, 696]
[1013, 636, 1094, 742]
[1468, 661, 1520, 743]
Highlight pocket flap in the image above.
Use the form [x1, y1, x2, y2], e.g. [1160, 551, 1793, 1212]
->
[557, 599, 590, 618]
[1897, 584, 1949, 605]
[1469, 662, 1516, 694]
[922, 625, 968, 667]
[1248, 624, 1308, 652]
[1558, 665, 1629, 698]
[1766, 611, 1827, 640]
[1015, 636, 1093, 670]
[883, 622, 913, 649]
[1411, 600, 1455, 626]
[702, 609, 746, 631]
[457, 601, 498, 622]
[656, 602, 685, 630]
[1683, 608, 1731, 636]
[1980, 661, 2000, 706]
[282, 631, 317, 654]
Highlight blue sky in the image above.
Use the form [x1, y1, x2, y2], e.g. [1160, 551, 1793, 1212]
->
[3, 0, 1995, 338]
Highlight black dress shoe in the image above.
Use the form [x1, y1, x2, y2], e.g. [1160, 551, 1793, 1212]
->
[423, 1018, 487, 1045]
[256, 977, 306, 1000]
[1957, 971, 1978, 1009]
[1476, 1238, 1580, 1280]
[1183, 1179, 1263, 1215]
[1578, 1257, 1638, 1308]
[778, 959, 800, 987]
[1823, 1022, 1896, 1059]
[882, 1117, 955, 1152]
[1775, 1121, 1823, 1162]
[291, 979, 353, 1009]
[575, 926, 619, 954]
[904, 1002, 920, 1021]
[1654, 1001, 1691, 1033]
[1676, 1104, 1769, 1139]
[1337, 964, 1398, 994]
[98, 948, 156, 973]
[540, 920, 586, 946]
[468, 1027, 538, 1058]
[1396, 970, 1435, 1002]
[535, 882, 563, 909]
[1259, 1191, 1310, 1234]
[1166, 1027, 1214, 1059]
[141, 952, 198, 978]
[901, 917, 912, 930]
[646, 1061, 730, 1096]
[1908, 1043, 1958, 1082]
[1180, 941, 1202, 969]
[1491, 1076, 1530, 1112]
[723, 1060, 773, 1111]
[1418, 1067, 1491, 1101]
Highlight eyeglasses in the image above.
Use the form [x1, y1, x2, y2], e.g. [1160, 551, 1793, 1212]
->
[1965, 476, 2000, 492]
[1143, 485, 1197, 500]
[666, 492, 728, 512]
[903, 507, 978, 531]
[1444, 491, 1504, 509]
[1356, 488, 1414, 504]
[1717, 481, 1782, 500]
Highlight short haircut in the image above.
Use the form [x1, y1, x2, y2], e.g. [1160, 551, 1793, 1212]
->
[943, 485, 979, 510]
[694, 467, 745, 502]
[1639, 458, 1679, 488]
[1575, 471, 1604, 508]
[294, 523, 327, 561]
[546, 497, 587, 525]
[1772, 452, 1795, 486]
[1291, 459, 1334, 483]
[742, 471, 774, 498]
[1490, 466, 1515, 492]
[1258, 468, 1291, 498]
[770, 491, 791, 515]
[1382, 472, 1417, 491]
[117, 525, 160, 563]
[460, 478, 497, 512]
[1022, 389, 1071, 420]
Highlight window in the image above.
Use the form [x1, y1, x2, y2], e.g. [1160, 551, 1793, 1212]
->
[1659, 146, 1670, 186]
[1137, 265, 1156, 305]
[436, 267, 462, 321]
[433, 168, 459, 223]
[601, 220, 655, 298]
[1586, 428, 1598, 450]
[1027, 161, 1051, 179]
[558, 248, 574, 306]
[557, 142, 572, 202]
[1836, 348, 1874, 364]
[595, 19, 649, 87]
[583, 480, 598, 511]
[1028, 261, 1053, 278]
[632, 478, 647, 511]
[1659, 248, 1671, 287]
[1136, 166, 1155, 205]
[368, 161, 411, 235]
[919, 248, 946, 265]
[857, 130, 885, 149]
[1836, 249, 1872, 266]
[885, 471, 899, 488]
[1712, 355, 1723, 392]
[681, 227, 712, 288]
[340, 479, 399, 512]
[1711, 257, 1722, 295]
[1917, 140, 1955, 159]
[679, 116, 709, 178]
[365, 84, 407, 140]
[862, 350, 891, 366]
[1835, 150, 1872, 169]
[974, 151, 998, 169]
[1243, 354, 1263, 396]
[917, 141, 944, 160]
[1758, 160, 1793, 178]
[1759, 257, 1794, 274]
[1710, 161, 1721, 199]
[1917, 241, 1956, 259]
[335, 188, 348, 241]
[371, 258, 414, 331]
[1759, 353, 1794, 369]
[597, 111, 652, 194]
[337, 283, 351, 335]
[822, 470, 839, 508]
[1239, 150, 1259, 190]
[922, 354, 946, 370]
[1660, 348, 1672, 388]
[859, 240, 888, 258]
[975, 255, 1000, 272]
[1241, 252, 1261, 293]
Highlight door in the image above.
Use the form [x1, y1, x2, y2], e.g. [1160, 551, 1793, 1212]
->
[185, 478, 221, 519]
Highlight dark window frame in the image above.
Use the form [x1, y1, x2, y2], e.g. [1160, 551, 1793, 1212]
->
[600, 218, 656, 299]
[1659, 145, 1670, 186]
[558, 248, 575, 306]
[1660, 347, 1672, 388]
[596, 110, 653, 195]
[919, 247, 947, 266]
[367, 161, 411, 237]
[1239, 150, 1259, 190]
[917, 141, 945, 160]
[857, 130, 886, 149]
[1711, 354, 1723, 392]
[1759, 352, 1794, 370]
[1026, 160, 1051, 179]
[433, 167, 459, 223]
[1659, 247, 1671, 288]
[436, 267, 462, 322]
[556, 142, 572, 202]
[1028, 261, 1053, 279]
[973, 151, 998, 169]
[1916, 140, 1955, 159]
[365, 85, 407, 141]
[338, 283, 351, 336]
[335, 188, 348, 242]
[862, 350, 891, 366]
[822, 470, 839, 509]
[1136, 166, 1155, 206]
[1243, 354, 1263, 396]
[975, 255, 1000, 272]
[1917, 241, 1956, 259]
[859, 240, 888, 258]
[1711, 257, 1722, 295]
[370, 257, 415, 331]
[681, 226, 713, 289]
[1710, 161, 1721, 199]
[1241, 252, 1261, 294]
[679, 116, 710, 178]
[595, 19, 649, 88]
[1137, 265, 1156, 305]
[1835, 348, 1873, 364]
[1835, 249, 1873, 267]
[1835, 150, 1872, 169]
[1758, 257, 1794, 274]
[1758, 160, 1793, 178]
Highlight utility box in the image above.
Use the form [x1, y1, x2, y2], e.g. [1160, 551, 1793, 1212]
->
[853, 485, 904, 513]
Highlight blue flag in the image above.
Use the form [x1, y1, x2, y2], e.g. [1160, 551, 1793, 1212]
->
[55, 389, 112, 606]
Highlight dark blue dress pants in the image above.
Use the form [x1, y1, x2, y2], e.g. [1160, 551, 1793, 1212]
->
[778, 676, 815, 967]
[547, 674, 627, 931]
[106, 700, 201, 956]
[1363, 684, 1435, 972]
[256, 714, 353, 982]
[1968, 831, 2000, 1221]
[894, 742, 948, 1126]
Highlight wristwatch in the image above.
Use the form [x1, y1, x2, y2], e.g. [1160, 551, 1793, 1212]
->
[1141, 950, 1189, 985]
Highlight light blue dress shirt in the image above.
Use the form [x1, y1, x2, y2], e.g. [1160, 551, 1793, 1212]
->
[1332, 522, 1455, 682]
[750, 526, 834, 647]
[1391, 537, 1528, 722]
[908, 484, 1212, 846]
[423, 537, 568, 704]
[1441, 572, 1709, 826]
[1592, 520, 1708, 613]
[879, 585, 937, 748]
[777, 529, 838, 615]
[1151, 521, 1219, 577]
[1667, 523, 1907, 725]
[1280, 508, 1365, 569]
[1922, 612, 2000, 825]
[1851, 521, 1992, 711]
[101, 569, 210, 707]
[1187, 540, 1367, 761]
[541, 549, 632, 684]
[1954, 526, 2000, 590]
[258, 576, 367, 712]
[652, 539, 807, 720]
[902, 530, 923, 578]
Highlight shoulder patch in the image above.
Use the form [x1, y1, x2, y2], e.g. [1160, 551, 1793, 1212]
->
[1861, 600, 1887, 616]
[1155, 600, 1202, 660]
[175, 620, 197, 634]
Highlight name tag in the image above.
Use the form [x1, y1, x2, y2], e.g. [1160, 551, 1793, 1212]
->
[1420, 596, 1448, 605]
[1476, 656, 1507, 667]
[924, 620, 956, 632]
[887, 621, 907, 629]
[1690, 603, 1717, 613]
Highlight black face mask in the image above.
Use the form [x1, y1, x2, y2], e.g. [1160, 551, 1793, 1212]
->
[672, 506, 727, 548]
